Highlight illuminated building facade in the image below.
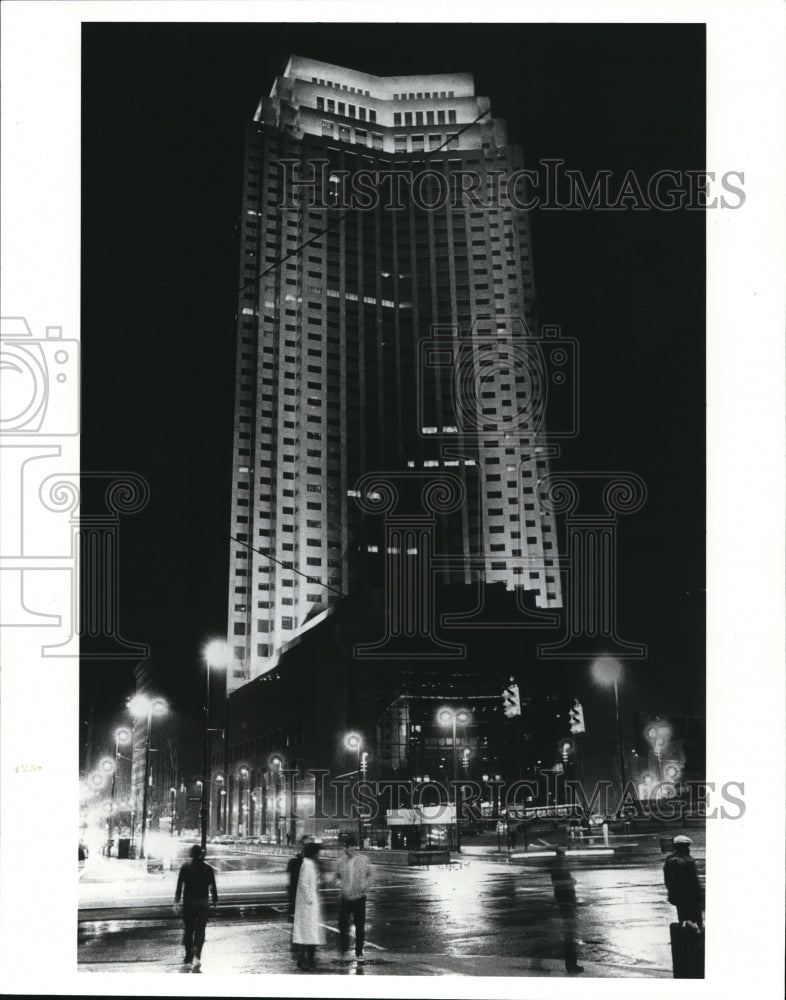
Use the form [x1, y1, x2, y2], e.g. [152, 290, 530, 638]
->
[226, 56, 563, 693]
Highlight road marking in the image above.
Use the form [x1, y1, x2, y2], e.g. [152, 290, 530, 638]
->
[319, 923, 387, 951]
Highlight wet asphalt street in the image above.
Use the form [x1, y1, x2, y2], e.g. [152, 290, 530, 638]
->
[78, 843, 696, 975]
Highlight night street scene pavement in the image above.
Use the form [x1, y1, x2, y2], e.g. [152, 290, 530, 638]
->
[78, 825, 704, 976]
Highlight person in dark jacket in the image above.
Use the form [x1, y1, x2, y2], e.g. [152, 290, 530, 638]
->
[173, 844, 218, 969]
[549, 850, 584, 974]
[663, 835, 703, 927]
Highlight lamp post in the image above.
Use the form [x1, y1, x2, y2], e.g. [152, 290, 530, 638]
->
[99, 755, 116, 854]
[108, 729, 131, 851]
[344, 733, 363, 846]
[646, 721, 671, 783]
[270, 756, 282, 844]
[591, 656, 628, 796]
[239, 767, 249, 837]
[202, 638, 230, 852]
[559, 740, 576, 806]
[215, 775, 224, 834]
[128, 694, 168, 860]
[437, 708, 470, 852]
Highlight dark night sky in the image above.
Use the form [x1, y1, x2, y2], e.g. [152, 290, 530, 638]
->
[80, 23, 705, 756]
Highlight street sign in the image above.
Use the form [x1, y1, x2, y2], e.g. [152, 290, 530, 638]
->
[187, 795, 202, 802]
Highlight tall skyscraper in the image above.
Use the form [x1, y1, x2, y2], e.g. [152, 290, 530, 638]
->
[226, 56, 563, 693]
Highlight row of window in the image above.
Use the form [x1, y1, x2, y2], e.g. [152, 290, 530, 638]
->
[322, 120, 383, 147]
[393, 90, 455, 100]
[316, 96, 376, 122]
[394, 133, 458, 152]
[310, 76, 371, 97]
[393, 109, 457, 126]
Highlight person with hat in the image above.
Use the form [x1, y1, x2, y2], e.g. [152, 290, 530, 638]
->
[663, 835, 703, 927]
[292, 840, 324, 971]
[173, 844, 218, 969]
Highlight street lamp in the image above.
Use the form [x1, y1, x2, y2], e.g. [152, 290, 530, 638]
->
[645, 721, 672, 782]
[128, 693, 168, 860]
[202, 638, 230, 851]
[590, 656, 627, 795]
[437, 707, 470, 851]
[215, 775, 225, 834]
[270, 755, 283, 844]
[104, 731, 128, 856]
[239, 767, 249, 838]
[344, 732, 363, 847]
[559, 740, 575, 805]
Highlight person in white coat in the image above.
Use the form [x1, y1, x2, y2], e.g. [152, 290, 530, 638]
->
[291, 840, 324, 971]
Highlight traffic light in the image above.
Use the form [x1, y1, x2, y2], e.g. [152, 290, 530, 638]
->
[502, 680, 521, 718]
[569, 699, 585, 734]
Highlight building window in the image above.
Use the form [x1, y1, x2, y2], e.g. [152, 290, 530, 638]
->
[322, 120, 334, 137]
[316, 96, 324, 110]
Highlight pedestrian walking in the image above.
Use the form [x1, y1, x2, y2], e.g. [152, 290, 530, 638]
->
[173, 844, 218, 970]
[292, 840, 324, 971]
[335, 833, 371, 962]
[663, 835, 703, 927]
[549, 850, 584, 974]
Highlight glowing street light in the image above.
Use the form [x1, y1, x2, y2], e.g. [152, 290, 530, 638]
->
[344, 733, 364, 846]
[590, 656, 628, 793]
[201, 638, 230, 850]
[437, 707, 471, 851]
[645, 720, 672, 781]
[239, 767, 250, 838]
[215, 774, 225, 834]
[270, 755, 283, 844]
[128, 693, 169, 859]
